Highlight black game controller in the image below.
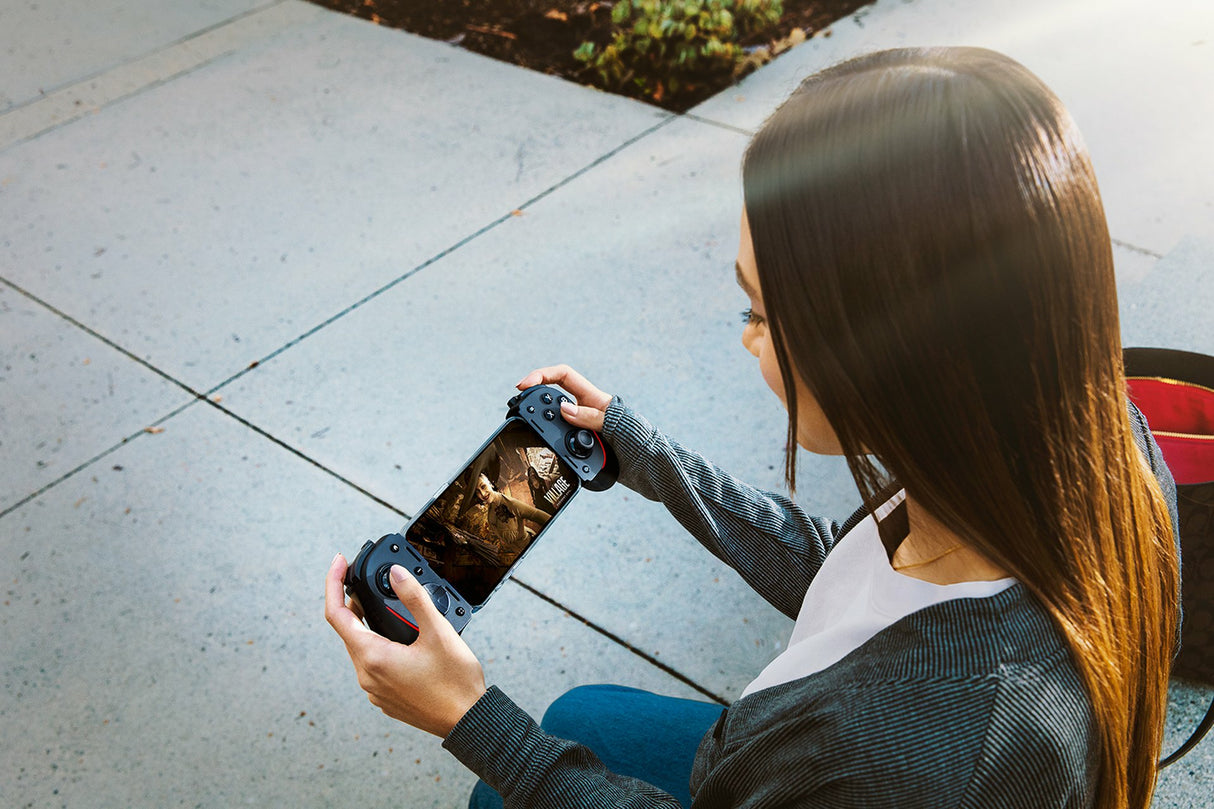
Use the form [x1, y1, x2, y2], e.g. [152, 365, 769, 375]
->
[507, 385, 619, 492]
[345, 384, 617, 644]
[345, 533, 473, 645]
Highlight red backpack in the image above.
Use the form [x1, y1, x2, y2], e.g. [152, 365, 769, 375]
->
[1124, 347, 1214, 766]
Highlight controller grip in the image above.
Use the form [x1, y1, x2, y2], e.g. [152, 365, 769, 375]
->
[583, 440, 619, 491]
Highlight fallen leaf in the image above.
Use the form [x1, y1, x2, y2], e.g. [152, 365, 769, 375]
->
[371, 13, 383, 24]
[545, 9, 568, 21]
[211, 394, 223, 403]
[511, 209, 525, 217]
[145, 426, 165, 434]
[467, 24, 516, 40]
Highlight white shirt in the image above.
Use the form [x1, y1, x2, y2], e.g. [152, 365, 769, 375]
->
[741, 491, 1016, 698]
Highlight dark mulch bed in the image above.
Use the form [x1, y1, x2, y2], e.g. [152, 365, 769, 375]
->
[305, 0, 874, 112]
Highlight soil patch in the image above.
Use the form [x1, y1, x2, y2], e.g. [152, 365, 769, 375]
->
[305, 0, 874, 112]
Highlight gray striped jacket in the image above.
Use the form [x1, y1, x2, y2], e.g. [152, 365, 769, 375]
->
[444, 399, 1176, 808]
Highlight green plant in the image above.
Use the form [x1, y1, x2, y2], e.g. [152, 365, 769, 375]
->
[574, 0, 783, 104]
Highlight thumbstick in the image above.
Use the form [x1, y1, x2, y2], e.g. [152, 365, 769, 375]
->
[567, 429, 596, 459]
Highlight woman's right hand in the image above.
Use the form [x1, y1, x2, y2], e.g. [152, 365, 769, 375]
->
[516, 365, 613, 432]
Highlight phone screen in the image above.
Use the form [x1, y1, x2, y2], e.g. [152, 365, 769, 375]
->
[403, 418, 579, 607]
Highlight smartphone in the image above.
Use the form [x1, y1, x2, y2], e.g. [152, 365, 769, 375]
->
[402, 416, 580, 609]
[346, 384, 614, 644]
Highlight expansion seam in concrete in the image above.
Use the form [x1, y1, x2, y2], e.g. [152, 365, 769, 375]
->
[1, 112, 679, 517]
[680, 113, 756, 138]
[0, 113, 730, 703]
[512, 578, 732, 706]
[0, 275, 205, 399]
[0, 397, 198, 522]
[1112, 238, 1164, 259]
[0, 275, 405, 522]
[200, 113, 680, 398]
[0, 82, 726, 703]
[0, 0, 320, 153]
[2, 0, 286, 112]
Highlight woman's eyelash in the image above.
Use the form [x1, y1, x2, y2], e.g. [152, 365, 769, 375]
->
[741, 308, 765, 325]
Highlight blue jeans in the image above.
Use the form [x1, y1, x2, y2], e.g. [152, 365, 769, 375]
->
[467, 684, 725, 809]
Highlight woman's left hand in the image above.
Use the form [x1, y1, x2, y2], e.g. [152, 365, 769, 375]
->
[325, 554, 488, 737]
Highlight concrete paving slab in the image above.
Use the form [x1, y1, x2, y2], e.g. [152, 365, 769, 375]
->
[1156, 678, 1214, 807]
[0, 399, 707, 808]
[0, 9, 668, 393]
[0, 0, 272, 112]
[0, 281, 191, 513]
[219, 115, 862, 698]
[0, 1, 326, 150]
[692, 0, 1214, 255]
[1120, 236, 1214, 356]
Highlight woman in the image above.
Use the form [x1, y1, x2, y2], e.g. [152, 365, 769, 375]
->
[326, 47, 1180, 808]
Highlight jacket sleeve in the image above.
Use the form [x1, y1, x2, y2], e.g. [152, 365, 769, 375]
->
[601, 399, 845, 620]
[443, 687, 682, 809]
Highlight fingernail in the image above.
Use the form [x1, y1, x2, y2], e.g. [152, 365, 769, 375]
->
[390, 565, 408, 584]
[561, 401, 577, 416]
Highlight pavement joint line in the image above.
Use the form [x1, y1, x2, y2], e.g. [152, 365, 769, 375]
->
[171, 401, 726, 705]
[0, 398, 199, 521]
[199, 396, 410, 519]
[2, 114, 681, 519]
[203, 113, 681, 396]
[0, 355, 721, 707]
[0, 52, 234, 154]
[510, 578, 730, 706]
[0, 0, 285, 116]
[0, 275, 207, 400]
[1111, 239, 1164, 260]
[0, 273, 407, 519]
[0, 0, 321, 153]
[680, 112, 756, 138]
[2, 106, 723, 697]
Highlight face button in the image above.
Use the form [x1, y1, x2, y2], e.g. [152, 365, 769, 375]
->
[425, 583, 450, 614]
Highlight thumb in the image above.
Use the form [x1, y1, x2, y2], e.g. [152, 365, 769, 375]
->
[560, 400, 605, 432]
[389, 565, 444, 633]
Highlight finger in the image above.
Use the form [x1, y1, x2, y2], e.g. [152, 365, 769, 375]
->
[325, 554, 371, 642]
[517, 365, 611, 410]
[388, 565, 449, 637]
[515, 369, 545, 390]
[348, 593, 366, 623]
[560, 400, 605, 432]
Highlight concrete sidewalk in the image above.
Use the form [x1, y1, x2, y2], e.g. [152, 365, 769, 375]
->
[1, 0, 1211, 806]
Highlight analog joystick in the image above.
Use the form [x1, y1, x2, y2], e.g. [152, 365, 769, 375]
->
[566, 428, 596, 459]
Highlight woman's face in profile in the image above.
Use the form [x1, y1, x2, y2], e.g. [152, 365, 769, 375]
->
[736, 210, 843, 456]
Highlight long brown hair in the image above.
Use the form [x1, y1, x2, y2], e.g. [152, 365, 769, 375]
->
[742, 47, 1178, 808]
